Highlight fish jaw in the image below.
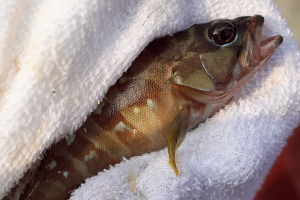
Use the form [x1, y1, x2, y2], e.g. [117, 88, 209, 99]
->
[233, 15, 283, 90]
[237, 15, 283, 72]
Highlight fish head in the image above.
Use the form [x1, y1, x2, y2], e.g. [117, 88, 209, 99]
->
[170, 15, 283, 98]
[200, 15, 283, 91]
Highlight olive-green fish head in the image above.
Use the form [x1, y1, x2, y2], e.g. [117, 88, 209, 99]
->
[169, 15, 283, 94]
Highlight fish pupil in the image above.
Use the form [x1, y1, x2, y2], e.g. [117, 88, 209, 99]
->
[220, 28, 233, 42]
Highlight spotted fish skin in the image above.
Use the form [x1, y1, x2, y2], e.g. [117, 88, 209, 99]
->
[21, 44, 184, 200]
[15, 15, 282, 200]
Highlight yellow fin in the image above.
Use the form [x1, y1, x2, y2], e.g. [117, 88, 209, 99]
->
[167, 104, 190, 176]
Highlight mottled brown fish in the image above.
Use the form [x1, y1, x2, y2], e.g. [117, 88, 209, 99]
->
[8, 15, 282, 200]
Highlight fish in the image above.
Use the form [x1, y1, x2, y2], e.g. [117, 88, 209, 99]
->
[6, 15, 282, 200]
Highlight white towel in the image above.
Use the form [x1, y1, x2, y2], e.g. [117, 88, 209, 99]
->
[0, 0, 299, 199]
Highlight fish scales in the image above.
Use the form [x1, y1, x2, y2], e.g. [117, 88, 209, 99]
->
[20, 34, 184, 199]
[5, 15, 282, 200]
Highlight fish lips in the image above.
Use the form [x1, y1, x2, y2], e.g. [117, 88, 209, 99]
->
[239, 15, 283, 69]
[225, 15, 283, 95]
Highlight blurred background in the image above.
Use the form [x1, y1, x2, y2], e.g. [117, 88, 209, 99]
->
[254, 1, 300, 199]
[274, 0, 300, 46]
[255, 126, 300, 200]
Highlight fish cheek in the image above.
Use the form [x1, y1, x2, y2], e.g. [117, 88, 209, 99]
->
[168, 52, 216, 91]
[199, 46, 239, 84]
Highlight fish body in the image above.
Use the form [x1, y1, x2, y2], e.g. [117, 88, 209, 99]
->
[11, 15, 282, 200]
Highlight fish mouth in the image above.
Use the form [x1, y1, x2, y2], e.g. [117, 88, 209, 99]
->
[260, 35, 283, 61]
[242, 15, 283, 68]
[230, 15, 283, 93]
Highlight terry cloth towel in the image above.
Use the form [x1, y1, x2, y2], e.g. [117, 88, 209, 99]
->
[0, 0, 299, 199]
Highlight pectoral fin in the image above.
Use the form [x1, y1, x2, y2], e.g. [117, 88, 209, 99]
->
[170, 83, 235, 104]
[167, 104, 190, 176]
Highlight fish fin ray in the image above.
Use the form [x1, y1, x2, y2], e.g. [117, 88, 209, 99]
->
[167, 104, 190, 176]
[171, 83, 234, 104]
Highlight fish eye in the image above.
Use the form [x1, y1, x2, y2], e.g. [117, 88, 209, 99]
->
[208, 21, 236, 45]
